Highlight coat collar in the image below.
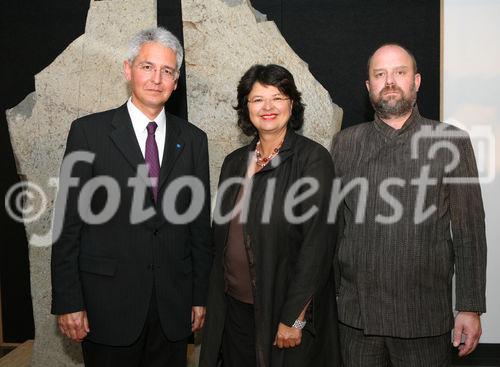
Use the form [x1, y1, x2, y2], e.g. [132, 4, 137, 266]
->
[241, 128, 297, 173]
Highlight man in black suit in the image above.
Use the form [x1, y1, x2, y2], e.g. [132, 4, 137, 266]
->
[51, 27, 212, 367]
[330, 44, 486, 366]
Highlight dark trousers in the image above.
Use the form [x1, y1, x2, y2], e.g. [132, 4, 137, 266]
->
[82, 294, 187, 367]
[339, 323, 451, 367]
[222, 295, 256, 367]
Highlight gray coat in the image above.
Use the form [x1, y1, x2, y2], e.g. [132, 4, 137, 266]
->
[330, 108, 487, 338]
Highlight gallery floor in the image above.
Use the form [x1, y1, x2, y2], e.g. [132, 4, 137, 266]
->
[0, 341, 497, 367]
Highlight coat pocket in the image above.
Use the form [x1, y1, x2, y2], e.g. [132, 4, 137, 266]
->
[79, 254, 117, 277]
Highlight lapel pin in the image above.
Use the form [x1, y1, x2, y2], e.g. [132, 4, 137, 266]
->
[176, 143, 182, 150]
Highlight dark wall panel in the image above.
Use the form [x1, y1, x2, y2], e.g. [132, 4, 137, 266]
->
[251, 0, 440, 128]
[0, 0, 91, 342]
[158, 0, 188, 120]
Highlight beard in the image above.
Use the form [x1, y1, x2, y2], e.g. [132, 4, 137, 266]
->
[370, 82, 417, 119]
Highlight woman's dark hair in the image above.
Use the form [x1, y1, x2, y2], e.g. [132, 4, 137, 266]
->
[235, 64, 305, 136]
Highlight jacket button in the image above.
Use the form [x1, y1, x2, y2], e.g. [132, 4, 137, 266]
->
[147, 264, 154, 270]
[153, 229, 159, 236]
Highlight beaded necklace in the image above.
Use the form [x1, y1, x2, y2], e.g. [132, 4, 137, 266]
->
[255, 140, 283, 168]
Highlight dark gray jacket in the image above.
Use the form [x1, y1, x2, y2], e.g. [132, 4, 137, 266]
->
[330, 108, 487, 338]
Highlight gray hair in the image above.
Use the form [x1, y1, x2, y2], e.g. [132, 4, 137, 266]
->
[127, 27, 184, 71]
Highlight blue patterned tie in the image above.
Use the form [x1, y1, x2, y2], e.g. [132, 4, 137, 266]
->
[145, 122, 160, 203]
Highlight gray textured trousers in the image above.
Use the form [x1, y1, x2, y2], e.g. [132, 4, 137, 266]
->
[339, 323, 451, 367]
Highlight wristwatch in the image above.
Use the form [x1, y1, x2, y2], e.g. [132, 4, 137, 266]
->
[292, 319, 306, 329]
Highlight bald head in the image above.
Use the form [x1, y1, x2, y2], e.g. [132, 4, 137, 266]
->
[365, 43, 421, 121]
[367, 44, 418, 76]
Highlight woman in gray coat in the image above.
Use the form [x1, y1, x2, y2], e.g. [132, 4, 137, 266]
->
[199, 64, 340, 367]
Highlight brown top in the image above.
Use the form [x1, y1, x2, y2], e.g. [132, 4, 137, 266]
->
[224, 187, 254, 304]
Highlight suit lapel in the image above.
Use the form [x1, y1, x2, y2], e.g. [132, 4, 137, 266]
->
[158, 113, 185, 192]
[108, 104, 151, 189]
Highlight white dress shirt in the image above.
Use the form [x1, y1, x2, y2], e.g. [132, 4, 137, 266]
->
[127, 98, 166, 166]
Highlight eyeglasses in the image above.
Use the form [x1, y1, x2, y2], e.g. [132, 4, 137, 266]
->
[136, 62, 178, 81]
[247, 96, 290, 107]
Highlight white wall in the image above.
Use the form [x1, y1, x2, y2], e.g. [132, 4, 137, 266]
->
[443, 0, 500, 343]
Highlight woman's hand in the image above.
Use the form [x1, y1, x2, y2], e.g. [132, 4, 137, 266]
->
[273, 322, 302, 348]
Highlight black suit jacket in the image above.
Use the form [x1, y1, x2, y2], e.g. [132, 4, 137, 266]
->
[51, 103, 212, 345]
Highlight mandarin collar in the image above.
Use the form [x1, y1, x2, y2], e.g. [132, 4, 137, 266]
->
[373, 106, 420, 139]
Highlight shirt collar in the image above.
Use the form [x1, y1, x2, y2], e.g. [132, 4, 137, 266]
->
[127, 97, 166, 135]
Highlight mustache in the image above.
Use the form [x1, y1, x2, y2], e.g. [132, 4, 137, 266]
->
[379, 85, 404, 96]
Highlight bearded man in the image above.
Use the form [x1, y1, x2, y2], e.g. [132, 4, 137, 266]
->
[330, 44, 487, 367]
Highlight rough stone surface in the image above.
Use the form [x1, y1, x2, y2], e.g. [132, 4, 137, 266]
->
[6, 0, 156, 365]
[6, 0, 341, 366]
[182, 0, 342, 194]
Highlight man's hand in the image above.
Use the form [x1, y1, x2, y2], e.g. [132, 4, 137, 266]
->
[58, 311, 90, 342]
[191, 306, 206, 332]
[453, 311, 482, 357]
[273, 322, 302, 348]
